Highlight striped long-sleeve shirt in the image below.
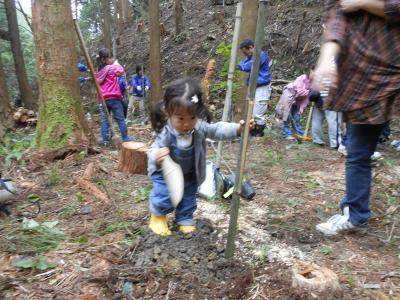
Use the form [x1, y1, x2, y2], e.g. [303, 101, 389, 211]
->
[323, 0, 400, 124]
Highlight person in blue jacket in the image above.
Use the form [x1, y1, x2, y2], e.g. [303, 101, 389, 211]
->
[128, 65, 151, 123]
[118, 75, 129, 118]
[237, 39, 272, 137]
[78, 62, 88, 88]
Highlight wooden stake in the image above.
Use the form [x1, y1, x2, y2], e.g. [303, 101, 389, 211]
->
[201, 59, 216, 104]
[225, 0, 269, 259]
[216, 2, 242, 167]
[303, 102, 314, 141]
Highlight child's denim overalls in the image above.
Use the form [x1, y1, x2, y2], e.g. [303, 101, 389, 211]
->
[149, 135, 198, 225]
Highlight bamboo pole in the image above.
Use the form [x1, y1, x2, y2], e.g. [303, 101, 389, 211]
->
[216, 2, 242, 167]
[225, 0, 269, 259]
[73, 19, 115, 139]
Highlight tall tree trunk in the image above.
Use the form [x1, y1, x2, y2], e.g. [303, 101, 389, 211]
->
[4, 0, 35, 109]
[114, 0, 122, 31]
[149, 0, 162, 106]
[112, 0, 119, 58]
[121, 0, 132, 23]
[174, 0, 183, 35]
[0, 56, 13, 138]
[234, 0, 258, 121]
[101, 0, 113, 50]
[32, 0, 91, 151]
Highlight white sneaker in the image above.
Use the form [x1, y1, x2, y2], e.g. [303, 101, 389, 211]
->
[371, 151, 383, 161]
[391, 140, 400, 151]
[338, 144, 347, 156]
[316, 207, 365, 236]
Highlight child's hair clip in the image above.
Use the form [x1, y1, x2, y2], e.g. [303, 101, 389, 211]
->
[191, 94, 199, 103]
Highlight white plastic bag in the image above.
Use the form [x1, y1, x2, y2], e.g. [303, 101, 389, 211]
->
[198, 161, 218, 200]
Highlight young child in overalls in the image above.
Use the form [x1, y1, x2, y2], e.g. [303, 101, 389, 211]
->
[147, 78, 254, 236]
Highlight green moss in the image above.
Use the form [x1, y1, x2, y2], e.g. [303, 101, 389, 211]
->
[35, 82, 77, 150]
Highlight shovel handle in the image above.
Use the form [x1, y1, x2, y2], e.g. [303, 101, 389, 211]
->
[303, 102, 314, 140]
[73, 19, 114, 138]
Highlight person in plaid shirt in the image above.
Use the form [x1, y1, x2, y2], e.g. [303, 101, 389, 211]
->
[313, 0, 400, 236]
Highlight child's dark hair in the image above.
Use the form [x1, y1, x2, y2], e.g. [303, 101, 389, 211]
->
[96, 48, 112, 71]
[150, 78, 211, 132]
[239, 39, 254, 50]
[136, 65, 145, 74]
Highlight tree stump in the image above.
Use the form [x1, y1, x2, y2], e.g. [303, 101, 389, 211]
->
[291, 261, 341, 293]
[119, 142, 149, 175]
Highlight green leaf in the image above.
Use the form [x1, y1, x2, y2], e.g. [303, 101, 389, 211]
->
[35, 256, 56, 271]
[22, 218, 39, 229]
[13, 257, 35, 269]
[28, 193, 41, 202]
[320, 244, 332, 255]
[41, 221, 59, 229]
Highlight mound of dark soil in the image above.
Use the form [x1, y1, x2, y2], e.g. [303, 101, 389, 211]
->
[123, 219, 254, 299]
[129, 219, 246, 282]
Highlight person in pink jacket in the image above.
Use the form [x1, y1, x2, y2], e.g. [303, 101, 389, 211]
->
[279, 74, 311, 139]
[96, 48, 132, 145]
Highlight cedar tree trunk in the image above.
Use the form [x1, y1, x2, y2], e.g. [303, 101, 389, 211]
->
[0, 56, 13, 138]
[149, 0, 162, 105]
[4, 0, 35, 109]
[174, 0, 183, 35]
[32, 0, 91, 151]
[101, 0, 113, 50]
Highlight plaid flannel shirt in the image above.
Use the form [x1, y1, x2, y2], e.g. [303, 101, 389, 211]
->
[323, 0, 400, 124]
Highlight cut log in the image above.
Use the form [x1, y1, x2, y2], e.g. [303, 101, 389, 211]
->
[291, 261, 341, 293]
[77, 177, 109, 203]
[76, 163, 109, 203]
[118, 142, 149, 175]
[82, 162, 95, 179]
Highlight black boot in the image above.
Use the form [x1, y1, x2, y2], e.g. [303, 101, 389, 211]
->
[250, 124, 265, 137]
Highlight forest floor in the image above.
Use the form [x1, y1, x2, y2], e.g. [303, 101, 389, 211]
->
[1, 0, 399, 299]
[1, 111, 399, 300]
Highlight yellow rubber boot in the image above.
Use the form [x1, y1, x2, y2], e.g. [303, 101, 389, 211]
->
[149, 215, 171, 236]
[178, 225, 196, 233]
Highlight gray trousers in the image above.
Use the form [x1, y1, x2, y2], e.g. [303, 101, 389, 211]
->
[253, 84, 272, 125]
[312, 107, 342, 148]
[127, 95, 146, 121]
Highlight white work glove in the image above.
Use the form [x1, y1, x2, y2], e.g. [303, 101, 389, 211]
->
[145, 86, 149, 91]
[137, 86, 142, 91]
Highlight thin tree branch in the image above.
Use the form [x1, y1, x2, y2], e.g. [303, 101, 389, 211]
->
[16, 0, 32, 32]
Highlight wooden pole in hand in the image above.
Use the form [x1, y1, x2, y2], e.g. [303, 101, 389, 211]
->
[302, 102, 314, 141]
[225, 0, 269, 259]
[73, 19, 115, 139]
[216, 2, 242, 167]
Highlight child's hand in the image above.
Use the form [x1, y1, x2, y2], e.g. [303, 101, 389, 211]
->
[156, 147, 170, 165]
[237, 119, 255, 135]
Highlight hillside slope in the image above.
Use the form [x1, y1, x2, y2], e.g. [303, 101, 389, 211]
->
[118, 0, 325, 90]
